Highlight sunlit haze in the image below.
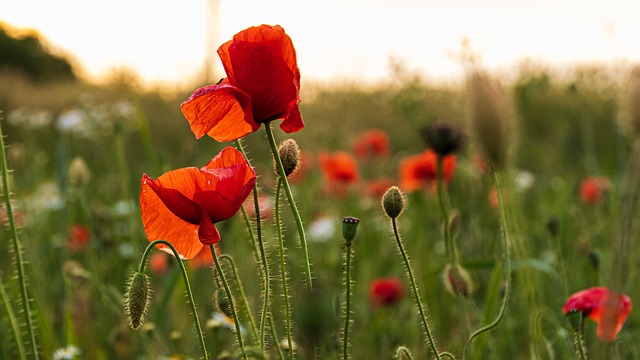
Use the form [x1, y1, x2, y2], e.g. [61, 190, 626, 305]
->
[2, 0, 639, 87]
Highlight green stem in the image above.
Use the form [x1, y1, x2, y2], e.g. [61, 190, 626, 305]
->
[264, 123, 313, 289]
[141, 240, 209, 360]
[342, 242, 353, 360]
[575, 321, 588, 360]
[275, 179, 295, 360]
[436, 156, 456, 265]
[391, 218, 440, 359]
[269, 316, 286, 360]
[210, 245, 249, 360]
[235, 139, 270, 351]
[0, 119, 39, 359]
[463, 168, 512, 359]
[220, 254, 259, 346]
[395, 346, 415, 360]
[0, 278, 26, 360]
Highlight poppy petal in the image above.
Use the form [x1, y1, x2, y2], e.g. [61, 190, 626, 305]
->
[280, 105, 304, 133]
[181, 84, 259, 142]
[596, 291, 632, 341]
[198, 214, 221, 245]
[140, 175, 204, 259]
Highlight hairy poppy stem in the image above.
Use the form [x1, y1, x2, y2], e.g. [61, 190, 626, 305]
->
[436, 156, 457, 266]
[275, 179, 295, 360]
[463, 167, 512, 359]
[140, 240, 208, 360]
[0, 119, 39, 359]
[395, 346, 415, 360]
[264, 124, 314, 290]
[210, 244, 249, 360]
[0, 278, 26, 360]
[234, 139, 271, 351]
[391, 218, 441, 359]
[574, 321, 588, 360]
[342, 241, 353, 360]
[220, 254, 259, 346]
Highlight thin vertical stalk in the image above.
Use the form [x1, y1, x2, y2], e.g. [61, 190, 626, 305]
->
[0, 278, 26, 360]
[219, 254, 259, 346]
[391, 219, 440, 359]
[463, 168, 512, 359]
[342, 242, 353, 360]
[275, 179, 295, 359]
[436, 156, 456, 265]
[574, 321, 588, 360]
[210, 245, 249, 360]
[234, 139, 270, 351]
[264, 124, 313, 289]
[0, 119, 39, 359]
[140, 240, 208, 360]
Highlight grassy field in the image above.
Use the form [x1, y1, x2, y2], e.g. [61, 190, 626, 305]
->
[0, 58, 639, 360]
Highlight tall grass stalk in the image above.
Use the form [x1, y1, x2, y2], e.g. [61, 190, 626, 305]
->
[139, 240, 209, 360]
[234, 139, 271, 352]
[275, 179, 295, 359]
[0, 117, 39, 359]
[463, 167, 512, 359]
[264, 124, 313, 290]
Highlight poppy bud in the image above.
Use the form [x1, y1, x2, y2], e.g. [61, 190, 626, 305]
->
[68, 156, 91, 187]
[275, 139, 300, 177]
[588, 249, 600, 271]
[546, 216, 559, 237]
[442, 263, 474, 298]
[124, 271, 151, 329]
[215, 288, 233, 319]
[566, 309, 583, 330]
[422, 122, 465, 156]
[382, 186, 405, 219]
[341, 216, 360, 246]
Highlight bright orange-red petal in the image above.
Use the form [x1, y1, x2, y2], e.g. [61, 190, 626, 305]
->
[218, 25, 302, 125]
[140, 175, 204, 259]
[280, 105, 304, 133]
[181, 84, 259, 142]
[596, 291, 632, 341]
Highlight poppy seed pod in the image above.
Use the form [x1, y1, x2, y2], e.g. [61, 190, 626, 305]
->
[468, 72, 512, 168]
[276, 138, 300, 177]
[422, 122, 465, 157]
[341, 216, 360, 246]
[124, 271, 151, 329]
[382, 186, 405, 219]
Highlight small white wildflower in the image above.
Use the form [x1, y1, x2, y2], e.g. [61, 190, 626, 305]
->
[53, 345, 81, 360]
[308, 216, 336, 242]
[514, 170, 535, 192]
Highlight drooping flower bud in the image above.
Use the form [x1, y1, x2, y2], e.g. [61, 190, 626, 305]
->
[422, 122, 465, 157]
[442, 263, 474, 298]
[275, 139, 300, 177]
[341, 216, 360, 246]
[124, 271, 151, 329]
[382, 186, 405, 219]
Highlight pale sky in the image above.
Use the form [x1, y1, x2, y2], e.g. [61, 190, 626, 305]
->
[2, 0, 639, 87]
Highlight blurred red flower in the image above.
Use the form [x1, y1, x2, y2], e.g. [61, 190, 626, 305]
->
[319, 151, 359, 195]
[140, 147, 256, 259]
[370, 277, 404, 307]
[580, 177, 610, 205]
[400, 150, 456, 192]
[149, 251, 169, 274]
[563, 286, 631, 341]
[363, 178, 396, 199]
[353, 129, 390, 158]
[67, 225, 90, 252]
[181, 25, 303, 142]
[188, 244, 221, 269]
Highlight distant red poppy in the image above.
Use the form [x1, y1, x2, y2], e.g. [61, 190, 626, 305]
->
[580, 177, 610, 205]
[370, 277, 404, 307]
[563, 286, 632, 341]
[353, 129, 390, 158]
[319, 151, 359, 196]
[149, 251, 169, 274]
[67, 225, 90, 252]
[181, 25, 303, 142]
[363, 178, 396, 199]
[140, 147, 256, 259]
[399, 150, 456, 192]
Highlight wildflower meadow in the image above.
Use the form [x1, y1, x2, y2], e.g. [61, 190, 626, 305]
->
[2, 23, 640, 360]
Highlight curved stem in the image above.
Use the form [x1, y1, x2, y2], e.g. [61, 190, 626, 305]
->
[395, 346, 415, 360]
[0, 120, 39, 359]
[391, 219, 440, 359]
[235, 139, 270, 351]
[275, 179, 295, 359]
[211, 245, 249, 360]
[220, 254, 259, 346]
[463, 168, 512, 359]
[342, 242, 353, 360]
[264, 123, 313, 289]
[142, 240, 208, 360]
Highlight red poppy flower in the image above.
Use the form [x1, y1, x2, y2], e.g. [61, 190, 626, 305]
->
[363, 178, 396, 199]
[67, 225, 90, 252]
[140, 147, 256, 259]
[149, 251, 169, 274]
[319, 151, 359, 184]
[399, 149, 456, 192]
[353, 129, 390, 158]
[181, 25, 303, 142]
[370, 277, 404, 307]
[563, 286, 632, 341]
[580, 177, 610, 205]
